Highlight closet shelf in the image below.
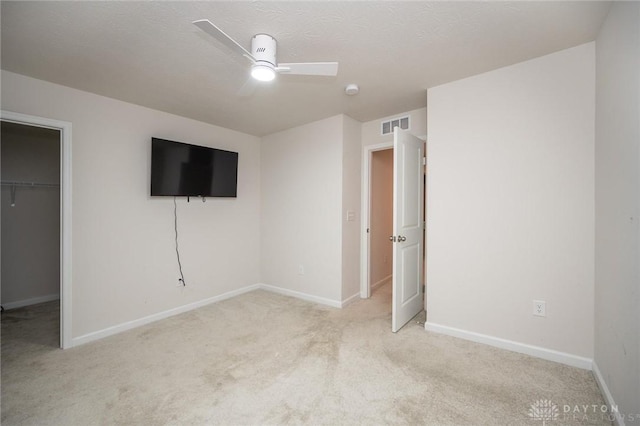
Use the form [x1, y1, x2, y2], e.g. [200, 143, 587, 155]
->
[1, 180, 59, 188]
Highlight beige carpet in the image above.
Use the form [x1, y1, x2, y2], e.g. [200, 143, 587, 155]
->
[1, 284, 609, 425]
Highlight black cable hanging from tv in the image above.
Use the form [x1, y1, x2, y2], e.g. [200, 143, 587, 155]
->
[174, 197, 187, 286]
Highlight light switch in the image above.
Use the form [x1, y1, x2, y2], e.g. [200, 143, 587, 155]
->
[346, 210, 356, 222]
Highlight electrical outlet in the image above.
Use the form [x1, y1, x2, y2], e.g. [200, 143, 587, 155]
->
[533, 300, 546, 317]
[298, 265, 305, 275]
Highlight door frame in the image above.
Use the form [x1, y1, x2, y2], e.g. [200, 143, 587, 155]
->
[360, 135, 428, 301]
[360, 142, 393, 298]
[1, 110, 73, 349]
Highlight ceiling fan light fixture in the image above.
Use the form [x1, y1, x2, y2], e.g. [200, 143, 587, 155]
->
[193, 20, 339, 90]
[251, 64, 276, 82]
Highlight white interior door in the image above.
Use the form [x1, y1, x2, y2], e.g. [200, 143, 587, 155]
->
[391, 128, 424, 332]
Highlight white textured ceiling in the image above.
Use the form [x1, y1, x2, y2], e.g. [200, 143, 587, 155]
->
[1, 1, 611, 136]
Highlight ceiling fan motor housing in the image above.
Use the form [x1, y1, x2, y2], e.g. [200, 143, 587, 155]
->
[251, 34, 277, 67]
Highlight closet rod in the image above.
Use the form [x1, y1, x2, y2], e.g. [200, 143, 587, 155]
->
[1, 180, 60, 188]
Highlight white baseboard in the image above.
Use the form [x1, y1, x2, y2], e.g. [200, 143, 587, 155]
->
[259, 283, 358, 308]
[257, 283, 342, 308]
[592, 361, 625, 426]
[72, 284, 260, 347]
[2, 294, 60, 310]
[340, 292, 361, 308]
[70, 283, 355, 348]
[425, 322, 593, 370]
[371, 275, 392, 291]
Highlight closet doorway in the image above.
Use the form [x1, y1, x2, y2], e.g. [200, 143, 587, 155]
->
[1, 111, 72, 348]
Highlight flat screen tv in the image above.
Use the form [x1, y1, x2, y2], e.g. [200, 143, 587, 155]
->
[151, 137, 238, 197]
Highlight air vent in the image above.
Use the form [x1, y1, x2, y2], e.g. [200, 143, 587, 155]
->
[381, 116, 410, 135]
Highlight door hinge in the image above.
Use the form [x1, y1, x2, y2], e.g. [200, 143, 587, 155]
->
[422, 285, 425, 293]
[422, 157, 426, 166]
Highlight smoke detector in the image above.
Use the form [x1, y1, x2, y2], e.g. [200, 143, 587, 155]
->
[345, 84, 359, 96]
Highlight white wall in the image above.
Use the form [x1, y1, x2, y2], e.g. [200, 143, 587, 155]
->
[341, 115, 362, 302]
[261, 114, 361, 305]
[369, 149, 393, 287]
[361, 107, 426, 148]
[594, 2, 640, 419]
[261, 115, 344, 303]
[1, 71, 261, 339]
[1, 122, 60, 307]
[426, 43, 595, 359]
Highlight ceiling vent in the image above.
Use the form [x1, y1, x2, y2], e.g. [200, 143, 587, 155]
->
[381, 116, 410, 135]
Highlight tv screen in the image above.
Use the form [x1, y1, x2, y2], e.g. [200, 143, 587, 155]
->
[151, 138, 238, 197]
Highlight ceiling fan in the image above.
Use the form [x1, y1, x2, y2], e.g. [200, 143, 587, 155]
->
[193, 19, 339, 83]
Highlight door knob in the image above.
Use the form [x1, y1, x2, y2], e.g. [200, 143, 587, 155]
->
[389, 236, 396, 242]
[398, 236, 407, 242]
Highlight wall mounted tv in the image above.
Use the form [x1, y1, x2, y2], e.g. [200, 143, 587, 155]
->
[151, 137, 238, 198]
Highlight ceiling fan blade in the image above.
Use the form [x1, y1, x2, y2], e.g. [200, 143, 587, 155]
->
[193, 19, 255, 63]
[276, 62, 339, 76]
